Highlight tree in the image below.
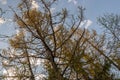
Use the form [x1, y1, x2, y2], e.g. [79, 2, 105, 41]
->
[98, 14, 120, 79]
[0, 0, 119, 80]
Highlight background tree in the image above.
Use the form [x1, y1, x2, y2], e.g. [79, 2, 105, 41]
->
[98, 14, 120, 78]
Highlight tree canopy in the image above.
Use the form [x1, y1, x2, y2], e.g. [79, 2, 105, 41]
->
[0, 0, 120, 80]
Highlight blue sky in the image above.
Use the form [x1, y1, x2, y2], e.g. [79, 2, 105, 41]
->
[83, 0, 120, 30]
[0, 0, 120, 48]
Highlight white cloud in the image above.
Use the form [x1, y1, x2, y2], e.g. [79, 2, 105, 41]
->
[0, 0, 7, 5]
[31, 0, 39, 9]
[85, 20, 92, 29]
[68, 0, 77, 5]
[50, 7, 56, 13]
[16, 29, 20, 36]
[4, 67, 46, 80]
[35, 74, 46, 80]
[16, 29, 26, 37]
[79, 20, 86, 28]
[53, 25, 61, 32]
[0, 18, 5, 24]
[79, 20, 92, 29]
[3, 68, 18, 80]
[30, 57, 44, 66]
